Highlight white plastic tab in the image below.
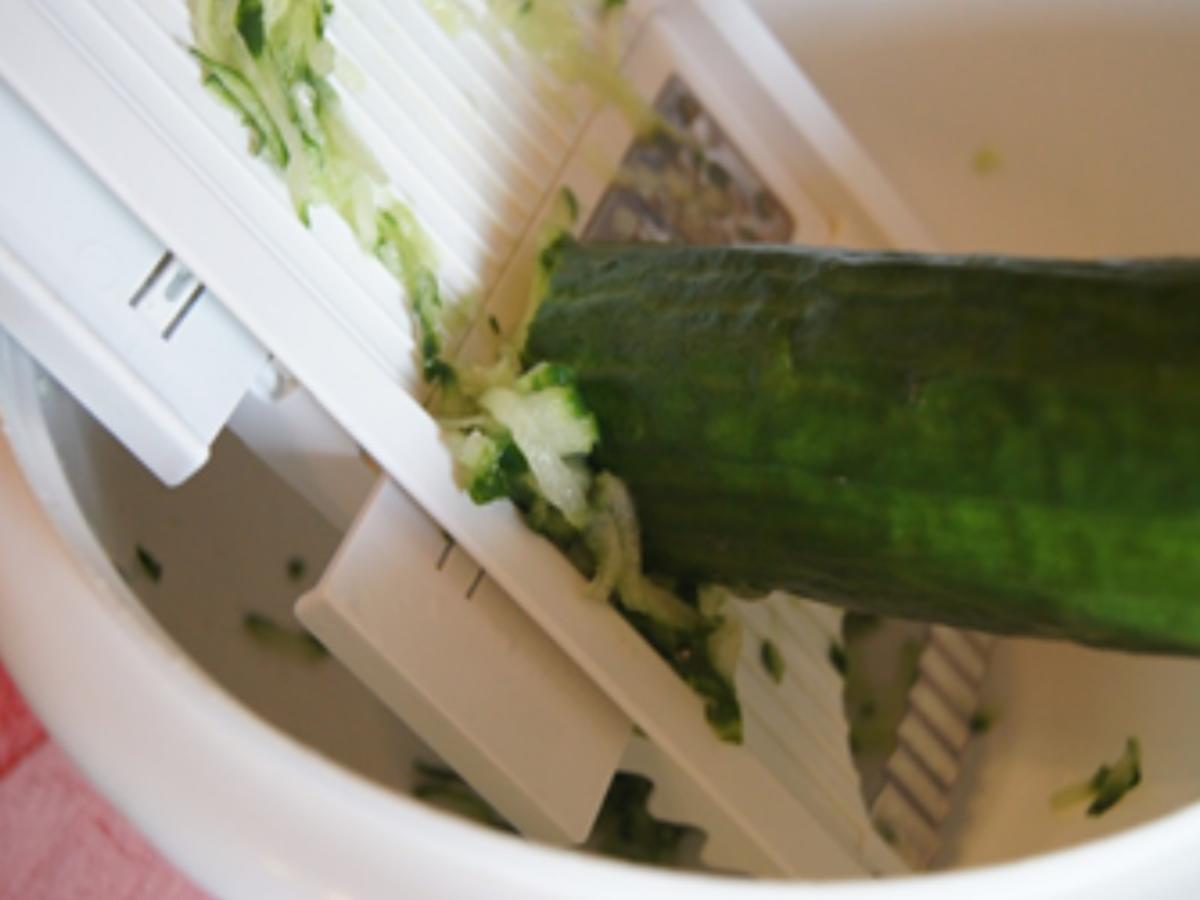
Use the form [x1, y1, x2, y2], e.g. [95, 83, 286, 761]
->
[297, 477, 632, 844]
[0, 82, 267, 486]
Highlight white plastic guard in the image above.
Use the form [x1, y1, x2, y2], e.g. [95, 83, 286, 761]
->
[297, 477, 631, 844]
[0, 81, 268, 487]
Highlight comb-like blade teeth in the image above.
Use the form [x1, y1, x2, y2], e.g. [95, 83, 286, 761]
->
[870, 628, 994, 868]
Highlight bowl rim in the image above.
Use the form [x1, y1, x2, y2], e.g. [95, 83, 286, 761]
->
[2, 336, 1198, 899]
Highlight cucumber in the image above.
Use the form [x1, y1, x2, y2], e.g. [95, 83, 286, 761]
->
[524, 241, 1200, 655]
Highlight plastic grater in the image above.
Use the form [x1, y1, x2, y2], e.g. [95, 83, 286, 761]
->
[0, 0, 991, 877]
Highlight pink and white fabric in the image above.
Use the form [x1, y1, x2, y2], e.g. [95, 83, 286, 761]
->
[0, 662, 206, 899]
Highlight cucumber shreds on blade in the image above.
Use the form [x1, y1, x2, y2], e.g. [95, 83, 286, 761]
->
[188, 0, 455, 384]
[188, 0, 750, 743]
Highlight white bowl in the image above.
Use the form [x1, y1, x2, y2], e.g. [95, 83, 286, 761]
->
[4, 334, 1200, 898]
[4, 1, 1200, 895]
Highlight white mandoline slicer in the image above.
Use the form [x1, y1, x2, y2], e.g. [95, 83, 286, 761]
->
[0, 0, 993, 877]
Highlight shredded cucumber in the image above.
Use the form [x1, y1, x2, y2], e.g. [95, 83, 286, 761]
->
[419, 0, 655, 133]
[449, 428, 525, 504]
[189, 0, 452, 380]
[589, 474, 700, 631]
[478, 370, 598, 526]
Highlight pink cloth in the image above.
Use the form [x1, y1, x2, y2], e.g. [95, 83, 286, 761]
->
[0, 662, 206, 899]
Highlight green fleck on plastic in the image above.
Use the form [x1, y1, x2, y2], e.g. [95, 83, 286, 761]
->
[968, 707, 996, 735]
[875, 818, 898, 846]
[243, 612, 329, 662]
[236, 0, 266, 56]
[1051, 737, 1142, 816]
[828, 640, 848, 675]
[559, 185, 579, 223]
[760, 639, 784, 684]
[286, 555, 308, 582]
[972, 145, 1003, 175]
[135, 544, 162, 583]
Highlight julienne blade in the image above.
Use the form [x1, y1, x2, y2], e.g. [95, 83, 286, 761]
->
[188, 0, 745, 741]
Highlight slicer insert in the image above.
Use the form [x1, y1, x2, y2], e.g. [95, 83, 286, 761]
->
[0, 0, 988, 878]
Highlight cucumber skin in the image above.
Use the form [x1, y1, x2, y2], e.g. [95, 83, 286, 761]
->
[524, 242, 1200, 655]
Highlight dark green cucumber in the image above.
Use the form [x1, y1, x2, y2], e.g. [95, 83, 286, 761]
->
[524, 241, 1200, 655]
